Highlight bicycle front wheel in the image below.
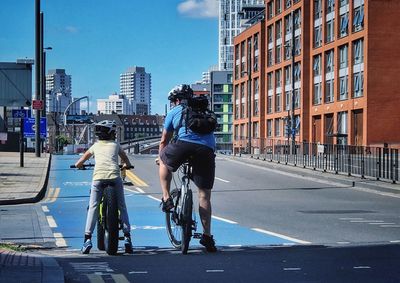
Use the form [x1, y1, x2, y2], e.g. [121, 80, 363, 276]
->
[165, 189, 182, 248]
[104, 187, 119, 255]
[181, 189, 193, 254]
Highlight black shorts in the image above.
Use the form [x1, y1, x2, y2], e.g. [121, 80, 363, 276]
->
[160, 140, 215, 190]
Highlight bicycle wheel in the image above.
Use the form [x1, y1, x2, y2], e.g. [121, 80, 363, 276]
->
[181, 189, 193, 254]
[165, 189, 182, 248]
[104, 187, 119, 255]
[97, 216, 105, 251]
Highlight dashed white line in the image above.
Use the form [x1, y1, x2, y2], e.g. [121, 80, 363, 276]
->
[283, 267, 302, 271]
[42, 205, 49, 212]
[369, 222, 395, 225]
[337, 241, 351, 244]
[129, 271, 148, 274]
[353, 266, 371, 269]
[46, 216, 58, 228]
[53, 232, 67, 247]
[148, 195, 161, 202]
[215, 177, 230, 183]
[390, 240, 400, 243]
[251, 228, 311, 244]
[212, 215, 238, 224]
[381, 225, 400, 228]
[206, 270, 224, 273]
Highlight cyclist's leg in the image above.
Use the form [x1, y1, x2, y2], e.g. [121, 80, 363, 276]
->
[198, 188, 212, 235]
[84, 180, 103, 236]
[114, 177, 131, 234]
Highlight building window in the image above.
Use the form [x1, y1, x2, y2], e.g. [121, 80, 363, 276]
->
[268, 25, 273, 44]
[314, 82, 322, 105]
[267, 95, 273, 114]
[314, 25, 322, 48]
[284, 40, 291, 60]
[254, 99, 259, 116]
[326, 50, 334, 73]
[285, 14, 292, 34]
[267, 1, 274, 19]
[353, 38, 364, 65]
[286, 0, 291, 9]
[276, 20, 282, 40]
[275, 119, 281, 136]
[313, 54, 321, 76]
[268, 48, 273, 67]
[267, 119, 273, 137]
[275, 92, 282, 112]
[276, 0, 282, 14]
[326, 0, 335, 14]
[326, 19, 335, 43]
[294, 88, 300, 109]
[353, 2, 364, 32]
[353, 71, 364, 97]
[294, 35, 301, 55]
[285, 91, 290, 111]
[325, 78, 334, 103]
[314, 0, 322, 20]
[339, 75, 348, 100]
[339, 44, 348, 69]
[253, 122, 259, 138]
[267, 72, 273, 91]
[294, 9, 301, 30]
[285, 65, 291, 85]
[276, 44, 282, 64]
[340, 13, 349, 37]
[294, 62, 301, 82]
[275, 69, 282, 88]
[340, 0, 349, 7]
[337, 111, 348, 145]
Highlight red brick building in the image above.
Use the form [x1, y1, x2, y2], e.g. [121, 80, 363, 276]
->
[233, 0, 400, 154]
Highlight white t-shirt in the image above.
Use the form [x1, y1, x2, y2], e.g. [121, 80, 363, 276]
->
[88, 140, 120, 180]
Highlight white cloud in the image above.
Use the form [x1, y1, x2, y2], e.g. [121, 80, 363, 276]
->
[65, 26, 79, 34]
[177, 0, 218, 18]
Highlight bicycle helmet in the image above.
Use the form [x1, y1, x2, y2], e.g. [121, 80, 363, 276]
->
[167, 84, 193, 102]
[94, 120, 117, 140]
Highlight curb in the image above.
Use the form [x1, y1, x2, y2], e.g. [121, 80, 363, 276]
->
[0, 154, 52, 206]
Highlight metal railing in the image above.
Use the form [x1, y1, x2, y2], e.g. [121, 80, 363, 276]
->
[235, 138, 399, 184]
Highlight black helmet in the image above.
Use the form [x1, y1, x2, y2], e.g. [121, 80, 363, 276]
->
[94, 120, 116, 140]
[167, 84, 193, 102]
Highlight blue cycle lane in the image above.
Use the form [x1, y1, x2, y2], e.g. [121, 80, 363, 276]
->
[43, 155, 302, 252]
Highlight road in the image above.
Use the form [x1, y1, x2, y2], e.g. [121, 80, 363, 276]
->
[38, 154, 400, 282]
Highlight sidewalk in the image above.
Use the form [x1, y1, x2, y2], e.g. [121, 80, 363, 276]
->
[0, 151, 64, 283]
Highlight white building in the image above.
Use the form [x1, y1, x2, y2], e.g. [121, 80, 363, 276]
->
[219, 0, 265, 71]
[202, 65, 219, 84]
[120, 66, 151, 115]
[97, 93, 130, 115]
[45, 69, 78, 114]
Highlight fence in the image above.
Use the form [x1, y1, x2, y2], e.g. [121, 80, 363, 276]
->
[239, 138, 399, 184]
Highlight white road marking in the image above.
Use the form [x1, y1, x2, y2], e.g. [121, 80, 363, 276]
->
[63, 199, 87, 203]
[206, 270, 224, 273]
[339, 218, 363, 220]
[129, 271, 148, 274]
[212, 215, 238, 224]
[228, 244, 242, 247]
[381, 225, 400, 228]
[337, 241, 351, 244]
[111, 274, 130, 283]
[353, 266, 371, 269]
[283, 267, 302, 271]
[251, 228, 311, 244]
[350, 220, 383, 223]
[131, 225, 165, 230]
[42, 205, 49, 212]
[369, 222, 396, 225]
[53, 232, 67, 247]
[215, 177, 230, 183]
[390, 240, 400, 243]
[148, 195, 161, 202]
[46, 216, 58, 228]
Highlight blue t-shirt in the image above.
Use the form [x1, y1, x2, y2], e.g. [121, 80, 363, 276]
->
[163, 104, 216, 150]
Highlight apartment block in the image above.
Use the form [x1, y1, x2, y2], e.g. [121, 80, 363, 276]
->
[233, 0, 400, 153]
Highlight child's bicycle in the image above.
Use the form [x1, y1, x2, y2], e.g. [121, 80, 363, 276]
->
[165, 160, 202, 254]
[70, 163, 133, 255]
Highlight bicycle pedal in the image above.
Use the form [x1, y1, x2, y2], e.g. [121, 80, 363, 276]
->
[193, 233, 202, 239]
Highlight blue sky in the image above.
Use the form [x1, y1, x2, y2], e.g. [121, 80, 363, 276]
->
[0, 0, 219, 115]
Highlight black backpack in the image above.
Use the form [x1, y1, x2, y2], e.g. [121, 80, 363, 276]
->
[178, 96, 217, 135]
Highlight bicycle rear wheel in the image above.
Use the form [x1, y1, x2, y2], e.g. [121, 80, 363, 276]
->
[181, 189, 193, 254]
[104, 187, 119, 255]
[165, 189, 182, 248]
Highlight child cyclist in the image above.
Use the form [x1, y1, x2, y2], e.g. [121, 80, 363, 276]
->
[74, 120, 134, 254]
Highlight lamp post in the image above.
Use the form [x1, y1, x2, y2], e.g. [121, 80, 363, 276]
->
[35, 0, 41, 157]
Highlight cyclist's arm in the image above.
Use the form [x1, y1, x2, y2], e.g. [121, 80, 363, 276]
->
[75, 150, 93, 169]
[118, 147, 133, 168]
[159, 129, 173, 153]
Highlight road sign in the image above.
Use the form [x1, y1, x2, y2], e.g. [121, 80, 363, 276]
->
[32, 100, 43, 110]
[23, 118, 47, 138]
[12, 109, 31, 119]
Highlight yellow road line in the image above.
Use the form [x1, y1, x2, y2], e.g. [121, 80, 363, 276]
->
[44, 187, 54, 202]
[125, 170, 148, 187]
[53, 232, 67, 247]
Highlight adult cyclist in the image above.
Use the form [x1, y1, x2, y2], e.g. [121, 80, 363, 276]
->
[75, 120, 134, 254]
[157, 84, 217, 252]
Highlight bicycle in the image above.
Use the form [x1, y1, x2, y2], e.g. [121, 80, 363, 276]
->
[165, 160, 202, 254]
[70, 163, 132, 255]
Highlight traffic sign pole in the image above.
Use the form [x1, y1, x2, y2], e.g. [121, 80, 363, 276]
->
[20, 117, 24, 167]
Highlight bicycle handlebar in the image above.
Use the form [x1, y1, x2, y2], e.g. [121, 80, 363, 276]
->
[70, 164, 134, 170]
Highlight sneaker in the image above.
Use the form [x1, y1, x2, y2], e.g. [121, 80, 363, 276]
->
[124, 236, 133, 254]
[199, 234, 217, 252]
[81, 239, 92, 254]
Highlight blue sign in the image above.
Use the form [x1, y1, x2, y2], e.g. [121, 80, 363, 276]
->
[12, 109, 31, 119]
[23, 118, 47, 138]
